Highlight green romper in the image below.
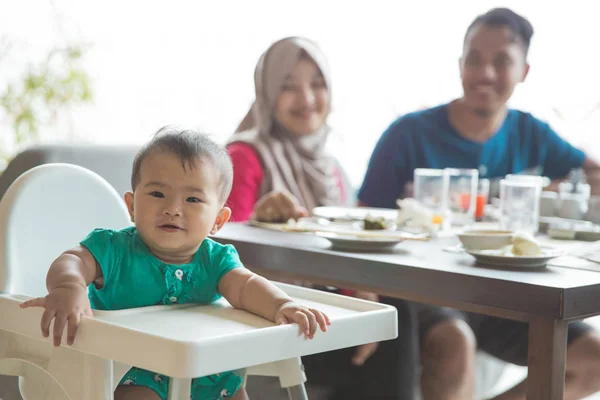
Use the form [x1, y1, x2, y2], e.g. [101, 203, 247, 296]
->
[81, 226, 244, 400]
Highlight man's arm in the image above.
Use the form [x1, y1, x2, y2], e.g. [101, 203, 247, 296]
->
[538, 121, 593, 192]
[357, 121, 409, 209]
[546, 158, 600, 194]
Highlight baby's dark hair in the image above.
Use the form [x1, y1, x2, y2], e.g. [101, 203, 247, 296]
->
[465, 8, 534, 56]
[131, 126, 233, 204]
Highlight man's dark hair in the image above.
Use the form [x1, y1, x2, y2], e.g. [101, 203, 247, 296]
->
[465, 8, 534, 56]
[131, 126, 233, 203]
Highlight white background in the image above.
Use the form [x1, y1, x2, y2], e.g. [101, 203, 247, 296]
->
[1, 0, 600, 185]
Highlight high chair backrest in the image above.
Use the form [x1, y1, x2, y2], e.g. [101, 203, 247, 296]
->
[0, 163, 131, 297]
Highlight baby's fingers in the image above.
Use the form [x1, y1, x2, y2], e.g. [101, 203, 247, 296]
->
[303, 310, 318, 339]
[66, 313, 82, 346]
[20, 297, 46, 309]
[40, 308, 56, 338]
[52, 314, 68, 347]
[276, 314, 289, 325]
[292, 311, 310, 337]
[311, 309, 330, 332]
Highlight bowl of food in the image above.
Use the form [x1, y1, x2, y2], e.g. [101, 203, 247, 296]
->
[457, 229, 514, 250]
[464, 232, 563, 269]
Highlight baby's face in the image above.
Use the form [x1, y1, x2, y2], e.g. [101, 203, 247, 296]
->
[127, 150, 228, 262]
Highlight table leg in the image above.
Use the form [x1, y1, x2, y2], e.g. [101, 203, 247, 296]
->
[286, 383, 309, 400]
[527, 317, 568, 400]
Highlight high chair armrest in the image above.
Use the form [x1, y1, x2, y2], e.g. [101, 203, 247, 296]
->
[0, 283, 397, 379]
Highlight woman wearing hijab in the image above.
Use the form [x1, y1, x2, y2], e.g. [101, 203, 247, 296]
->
[227, 37, 418, 400]
[228, 37, 344, 223]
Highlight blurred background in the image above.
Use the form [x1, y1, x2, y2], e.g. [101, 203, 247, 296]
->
[2, 0, 599, 186]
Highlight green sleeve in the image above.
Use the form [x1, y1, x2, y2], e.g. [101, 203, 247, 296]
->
[211, 242, 244, 290]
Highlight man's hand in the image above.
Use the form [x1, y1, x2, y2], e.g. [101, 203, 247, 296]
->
[586, 170, 600, 195]
[583, 158, 600, 195]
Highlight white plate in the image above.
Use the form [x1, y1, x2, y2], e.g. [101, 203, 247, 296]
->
[466, 247, 565, 269]
[314, 231, 402, 251]
[312, 206, 398, 222]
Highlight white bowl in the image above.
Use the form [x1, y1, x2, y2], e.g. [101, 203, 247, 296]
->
[457, 229, 514, 250]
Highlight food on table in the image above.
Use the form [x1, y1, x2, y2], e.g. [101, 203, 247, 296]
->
[396, 198, 438, 229]
[477, 231, 544, 257]
[511, 231, 542, 256]
[363, 216, 388, 230]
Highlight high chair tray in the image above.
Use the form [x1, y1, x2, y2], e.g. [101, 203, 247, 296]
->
[0, 283, 397, 379]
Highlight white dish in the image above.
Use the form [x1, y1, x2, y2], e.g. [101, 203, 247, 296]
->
[466, 246, 564, 269]
[312, 206, 398, 222]
[314, 231, 403, 251]
[457, 229, 514, 250]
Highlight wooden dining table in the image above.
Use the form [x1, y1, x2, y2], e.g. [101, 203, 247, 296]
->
[214, 222, 600, 400]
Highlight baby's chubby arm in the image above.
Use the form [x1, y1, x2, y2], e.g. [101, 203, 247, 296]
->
[219, 269, 330, 339]
[20, 246, 101, 346]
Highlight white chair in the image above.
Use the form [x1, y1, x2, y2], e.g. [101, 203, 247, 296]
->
[0, 163, 398, 400]
[0, 163, 132, 399]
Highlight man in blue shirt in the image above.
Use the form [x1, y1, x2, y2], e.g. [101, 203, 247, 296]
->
[359, 8, 600, 400]
[359, 105, 587, 207]
[359, 27, 600, 209]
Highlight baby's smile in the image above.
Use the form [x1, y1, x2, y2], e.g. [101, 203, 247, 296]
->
[158, 223, 184, 233]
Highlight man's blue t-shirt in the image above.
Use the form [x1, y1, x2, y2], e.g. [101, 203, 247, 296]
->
[358, 104, 586, 209]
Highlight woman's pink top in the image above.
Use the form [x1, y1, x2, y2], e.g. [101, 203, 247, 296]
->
[227, 142, 347, 222]
[227, 142, 354, 297]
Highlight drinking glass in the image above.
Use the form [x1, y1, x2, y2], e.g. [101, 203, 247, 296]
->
[499, 179, 542, 234]
[446, 168, 479, 226]
[413, 168, 448, 226]
[475, 178, 490, 220]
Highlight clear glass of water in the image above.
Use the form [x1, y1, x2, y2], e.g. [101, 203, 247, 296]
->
[505, 174, 550, 189]
[413, 168, 448, 225]
[558, 181, 591, 220]
[499, 179, 542, 234]
[445, 168, 479, 226]
[413, 168, 450, 230]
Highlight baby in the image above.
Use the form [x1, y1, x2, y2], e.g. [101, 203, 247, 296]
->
[21, 126, 330, 400]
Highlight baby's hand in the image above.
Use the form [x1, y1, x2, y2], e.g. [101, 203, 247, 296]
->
[274, 302, 331, 339]
[20, 282, 92, 346]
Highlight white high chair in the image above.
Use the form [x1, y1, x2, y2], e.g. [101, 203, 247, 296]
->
[0, 163, 398, 400]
